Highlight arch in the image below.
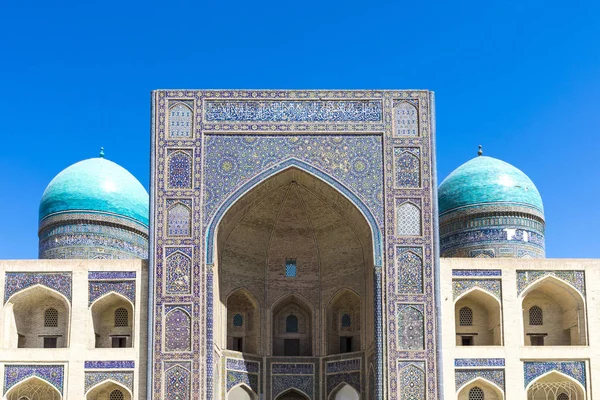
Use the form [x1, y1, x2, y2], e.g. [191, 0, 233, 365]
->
[167, 202, 192, 236]
[4, 284, 71, 348]
[526, 371, 585, 400]
[398, 364, 425, 399]
[455, 287, 503, 346]
[272, 293, 313, 356]
[5, 376, 62, 400]
[394, 151, 420, 188]
[164, 364, 191, 399]
[526, 370, 586, 393]
[457, 377, 504, 399]
[168, 102, 193, 138]
[205, 158, 382, 266]
[164, 307, 192, 352]
[326, 288, 362, 355]
[90, 291, 134, 348]
[85, 378, 133, 399]
[398, 306, 424, 350]
[167, 150, 193, 189]
[275, 388, 311, 400]
[227, 383, 257, 400]
[393, 101, 419, 136]
[329, 383, 360, 400]
[396, 202, 421, 236]
[226, 288, 260, 354]
[396, 248, 423, 293]
[165, 251, 192, 295]
[520, 275, 586, 346]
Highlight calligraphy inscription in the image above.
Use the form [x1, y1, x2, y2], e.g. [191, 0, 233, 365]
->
[205, 100, 383, 122]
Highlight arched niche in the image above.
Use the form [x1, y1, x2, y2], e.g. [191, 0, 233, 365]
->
[272, 294, 313, 356]
[4, 285, 70, 348]
[326, 288, 362, 355]
[213, 166, 375, 357]
[521, 276, 586, 346]
[226, 288, 260, 354]
[457, 378, 504, 400]
[5, 376, 62, 400]
[85, 380, 132, 400]
[329, 383, 360, 400]
[527, 371, 585, 400]
[227, 384, 257, 400]
[455, 288, 502, 346]
[90, 292, 134, 348]
[275, 389, 310, 400]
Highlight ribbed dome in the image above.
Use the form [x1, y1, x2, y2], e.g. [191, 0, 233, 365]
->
[439, 155, 543, 215]
[39, 157, 149, 226]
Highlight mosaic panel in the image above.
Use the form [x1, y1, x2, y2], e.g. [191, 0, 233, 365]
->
[452, 269, 502, 277]
[165, 307, 192, 352]
[84, 361, 135, 369]
[454, 359, 505, 367]
[205, 100, 382, 122]
[471, 249, 495, 258]
[397, 304, 424, 350]
[397, 362, 425, 400]
[167, 201, 192, 237]
[455, 369, 505, 391]
[396, 200, 422, 236]
[325, 358, 361, 373]
[165, 250, 192, 295]
[524, 361, 586, 387]
[226, 358, 260, 374]
[272, 375, 313, 399]
[169, 101, 193, 138]
[393, 100, 419, 136]
[85, 371, 134, 393]
[441, 228, 544, 253]
[453, 279, 502, 301]
[394, 147, 421, 188]
[326, 372, 361, 396]
[271, 364, 314, 374]
[165, 364, 191, 400]
[4, 272, 71, 303]
[226, 371, 259, 393]
[4, 364, 64, 394]
[396, 247, 424, 294]
[517, 270, 585, 296]
[88, 272, 136, 280]
[167, 149, 193, 189]
[89, 280, 136, 305]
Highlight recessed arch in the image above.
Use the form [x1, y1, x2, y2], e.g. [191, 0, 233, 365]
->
[227, 383, 258, 400]
[275, 388, 311, 400]
[85, 379, 133, 399]
[329, 382, 360, 400]
[226, 287, 260, 354]
[5, 376, 62, 400]
[164, 307, 192, 352]
[90, 291, 134, 348]
[325, 288, 362, 355]
[526, 370, 585, 399]
[454, 287, 503, 346]
[271, 293, 314, 357]
[457, 377, 505, 399]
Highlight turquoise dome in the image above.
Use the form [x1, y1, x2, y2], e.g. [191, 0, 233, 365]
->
[439, 156, 543, 215]
[39, 157, 149, 226]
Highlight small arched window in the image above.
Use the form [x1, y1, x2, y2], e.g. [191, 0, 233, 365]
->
[286, 315, 298, 333]
[341, 314, 351, 327]
[44, 308, 58, 327]
[110, 389, 124, 400]
[233, 313, 244, 327]
[557, 394, 569, 400]
[469, 386, 484, 400]
[115, 308, 129, 327]
[529, 306, 543, 325]
[459, 307, 473, 326]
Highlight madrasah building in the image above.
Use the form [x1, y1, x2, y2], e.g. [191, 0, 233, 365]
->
[0, 90, 597, 400]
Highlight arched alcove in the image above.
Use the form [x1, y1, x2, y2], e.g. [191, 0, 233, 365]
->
[213, 166, 375, 358]
[276, 389, 310, 400]
[527, 371, 585, 400]
[330, 383, 360, 400]
[90, 292, 134, 348]
[226, 288, 260, 354]
[455, 289, 502, 346]
[272, 294, 313, 356]
[85, 379, 133, 400]
[326, 289, 362, 354]
[521, 276, 586, 346]
[457, 378, 504, 400]
[227, 384, 257, 400]
[5, 376, 62, 400]
[4, 285, 70, 348]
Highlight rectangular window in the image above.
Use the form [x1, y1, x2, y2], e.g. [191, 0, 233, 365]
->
[285, 259, 297, 277]
[340, 336, 353, 353]
[461, 336, 474, 346]
[112, 337, 127, 348]
[284, 339, 300, 356]
[531, 335, 545, 346]
[43, 337, 57, 348]
[233, 337, 243, 352]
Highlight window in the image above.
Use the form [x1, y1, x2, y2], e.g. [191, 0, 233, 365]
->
[529, 306, 543, 325]
[115, 308, 129, 327]
[110, 390, 124, 400]
[232, 337, 243, 352]
[44, 308, 58, 327]
[112, 337, 127, 348]
[469, 386, 484, 400]
[557, 393, 569, 400]
[340, 336, 353, 353]
[43, 337, 57, 348]
[285, 259, 297, 277]
[341, 314, 351, 327]
[233, 313, 244, 327]
[461, 336, 474, 346]
[530, 335, 545, 346]
[286, 315, 298, 333]
[459, 307, 473, 326]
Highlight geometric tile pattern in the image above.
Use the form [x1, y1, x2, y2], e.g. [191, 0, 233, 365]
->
[396, 201, 422, 236]
[517, 270, 585, 296]
[165, 363, 191, 400]
[167, 201, 192, 237]
[394, 147, 421, 188]
[397, 304, 425, 350]
[167, 150, 193, 189]
[4, 364, 64, 395]
[84, 361, 135, 369]
[272, 375, 313, 400]
[393, 101, 419, 136]
[326, 372, 361, 396]
[4, 272, 72, 303]
[169, 102, 193, 138]
[455, 369, 505, 392]
[452, 270, 502, 277]
[165, 250, 192, 295]
[524, 361, 586, 387]
[397, 362, 425, 400]
[89, 280, 136, 305]
[84, 371, 134, 393]
[453, 279, 502, 301]
[455, 359, 505, 367]
[164, 307, 192, 352]
[396, 247, 424, 294]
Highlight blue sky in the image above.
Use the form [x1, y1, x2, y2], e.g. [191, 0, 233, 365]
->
[0, 0, 598, 258]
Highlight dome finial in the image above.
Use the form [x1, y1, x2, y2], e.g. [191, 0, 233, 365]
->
[477, 145, 483, 156]
[99, 147, 105, 158]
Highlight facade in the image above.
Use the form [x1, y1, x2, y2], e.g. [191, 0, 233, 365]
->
[0, 89, 596, 400]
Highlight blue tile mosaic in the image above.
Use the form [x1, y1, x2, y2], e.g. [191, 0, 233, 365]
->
[524, 361, 586, 387]
[165, 306, 192, 352]
[397, 304, 424, 350]
[394, 147, 421, 187]
[167, 149, 193, 189]
[517, 270, 585, 296]
[165, 250, 192, 295]
[89, 280, 136, 305]
[4, 272, 72, 303]
[226, 358, 259, 374]
[455, 369, 505, 391]
[454, 359, 505, 367]
[272, 375, 313, 400]
[326, 372, 361, 396]
[397, 362, 425, 400]
[88, 271, 136, 280]
[226, 371, 259, 393]
[165, 364, 191, 400]
[84, 361, 135, 369]
[325, 359, 361, 373]
[397, 247, 424, 294]
[169, 101, 193, 138]
[85, 371, 134, 393]
[271, 363, 314, 375]
[452, 269, 502, 277]
[453, 279, 502, 301]
[4, 365, 64, 395]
